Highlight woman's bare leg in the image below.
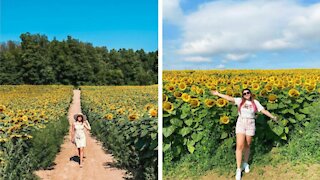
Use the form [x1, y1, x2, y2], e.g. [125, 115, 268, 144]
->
[244, 135, 253, 163]
[80, 148, 84, 166]
[236, 133, 246, 169]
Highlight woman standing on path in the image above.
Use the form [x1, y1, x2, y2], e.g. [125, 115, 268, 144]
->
[70, 113, 91, 167]
[211, 88, 277, 180]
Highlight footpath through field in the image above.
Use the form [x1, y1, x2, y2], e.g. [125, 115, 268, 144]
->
[35, 90, 126, 180]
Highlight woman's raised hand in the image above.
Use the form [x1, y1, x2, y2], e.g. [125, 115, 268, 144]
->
[84, 120, 91, 130]
[85, 120, 90, 125]
[211, 90, 219, 96]
[272, 115, 278, 121]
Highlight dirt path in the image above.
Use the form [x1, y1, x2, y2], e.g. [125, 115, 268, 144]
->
[35, 90, 127, 180]
[201, 163, 320, 180]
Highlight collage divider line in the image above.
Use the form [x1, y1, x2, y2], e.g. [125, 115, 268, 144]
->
[158, 0, 163, 179]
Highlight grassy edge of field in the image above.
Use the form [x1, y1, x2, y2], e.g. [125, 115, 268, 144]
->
[80, 87, 158, 180]
[0, 89, 72, 180]
[0, 115, 69, 180]
[164, 100, 320, 180]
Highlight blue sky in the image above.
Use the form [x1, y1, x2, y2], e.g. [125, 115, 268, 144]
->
[0, 0, 158, 51]
[163, 0, 320, 70]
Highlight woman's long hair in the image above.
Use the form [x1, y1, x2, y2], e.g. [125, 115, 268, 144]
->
[238, 88, 257, 113]
[76, 115, 84, 123]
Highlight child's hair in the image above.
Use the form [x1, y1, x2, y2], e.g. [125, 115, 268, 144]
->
[238, 88, 257, 113]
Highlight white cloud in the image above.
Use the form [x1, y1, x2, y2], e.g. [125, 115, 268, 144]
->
[183, 56, 211, 62]
[174, 0, 320, 57]
[216, 64, 225, 69]
[225, 53, 252, 61]
[163, 0, 184, 25]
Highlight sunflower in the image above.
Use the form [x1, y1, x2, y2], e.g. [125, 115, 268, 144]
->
[37, 123, 46, 128]
[22, 115, 28, 122]
[109, 105, 116, 110]
[191, 85, 197, 92]
[226, 90, 234, 97]
[210, 85, 217, 91]
[274, 80, 281, 86]
[310, 81, 316, 86]
[0, 137, 9, 142]
[226, 80, 232, 85]
[39, 112, 46, 118]
[265, 84, 273, 92]
[104, 113, 113, 120]
[305, 85, 315, 93]
[282, 81, 288, 88]
[148, 108, 158, 117]
[181, 93, 191, 102]
[166, 84, 175, 92]
[233, 84, 241, 91]
[128, 113, 139, 121]
[0, 105, 6, 113]
[234, 92, 241, 97]
[262, 77, 268, 82]
[220, 115, 230, 124]
[144, 103, 154, 111]
[259, 89, 268, 97]
[288, 88, 300, 98]
[205, 83, 212, 89]
[196, 88, 204, 95]
[163, 94, 168, 102]
[252, 83, 260, 91]
[204, 99, 215, 108]
[294, 79, 302, 86]
[10, 134, 22, 138]
[242, 84, 248, 89]
[252, 93, 257, 99]
[219, 86, 226, 92]
[277, 84, 284, 90]
[269, 76, 275, 82]
[174, 91, 183, 98]
[304, 79, 312, 85]
[189, 98, 200, 108]
[30, 117, 38, 123]
[187, 78, 193, 84]
[216, 98, 227, 108]
[178, 82, 187, 91]
[268, 94, 277, 103]
[163, 101, 174, 113]
[22, 134, 33, 140]
[117, 108, 125, 115]
[287, 82, 294, 88]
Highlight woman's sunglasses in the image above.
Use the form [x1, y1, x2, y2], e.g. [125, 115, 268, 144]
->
[243, 92, 251, 96]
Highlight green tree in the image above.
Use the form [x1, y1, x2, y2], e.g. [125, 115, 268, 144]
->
[0, 33, 158, 85]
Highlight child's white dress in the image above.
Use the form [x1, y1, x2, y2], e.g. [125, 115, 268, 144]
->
[74, 122, 86, 148]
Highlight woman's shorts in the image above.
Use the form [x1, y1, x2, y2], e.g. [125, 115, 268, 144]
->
[236, 117, 256, 136]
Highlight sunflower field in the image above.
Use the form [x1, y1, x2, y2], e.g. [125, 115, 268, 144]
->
[81, 85, 158, 180]
[0, 85, 73, 179]
[163, 69, 320, 162]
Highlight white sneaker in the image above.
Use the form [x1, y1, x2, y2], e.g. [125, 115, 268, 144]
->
[236, 168, 241, 180]
[242, 162, 250, 173]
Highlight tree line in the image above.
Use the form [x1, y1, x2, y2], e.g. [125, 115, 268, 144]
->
[0, 33, 158, 85]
